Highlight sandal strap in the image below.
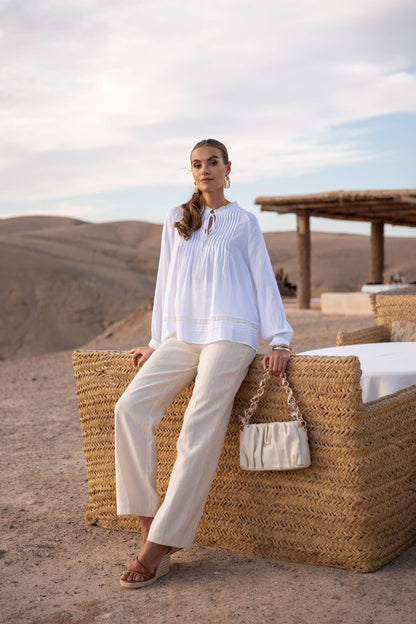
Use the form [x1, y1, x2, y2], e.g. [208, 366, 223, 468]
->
[128, 557, 155, 581]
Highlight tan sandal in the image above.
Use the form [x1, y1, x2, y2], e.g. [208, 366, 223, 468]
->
[169, 547, 182, 555]
[120, 553, 170, 589]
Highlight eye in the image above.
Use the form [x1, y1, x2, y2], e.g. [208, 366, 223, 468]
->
[193, 163, 202, 169]
[210, 159, 218, 166]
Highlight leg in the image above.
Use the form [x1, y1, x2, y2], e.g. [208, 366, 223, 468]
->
[140, 516, 153, 542]
[118, 338, 202, 586]
[115, 337, 200, 517]
[147, 340, 255, 548]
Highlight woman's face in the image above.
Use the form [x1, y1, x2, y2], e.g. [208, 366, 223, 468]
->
[191, 146, 231, 194]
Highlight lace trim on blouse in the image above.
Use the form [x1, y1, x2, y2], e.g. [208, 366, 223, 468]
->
[163, 315, 259, 330]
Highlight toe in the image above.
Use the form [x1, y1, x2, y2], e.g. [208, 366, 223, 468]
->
[122, 570, 145, 583]
[132, 572, 144, 582]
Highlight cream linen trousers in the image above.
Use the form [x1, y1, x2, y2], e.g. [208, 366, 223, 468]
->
[114, 336, 255, 549]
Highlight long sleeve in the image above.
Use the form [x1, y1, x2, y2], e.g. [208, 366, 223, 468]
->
[246, 214, 293, 346]
[148, 212, 176, 349]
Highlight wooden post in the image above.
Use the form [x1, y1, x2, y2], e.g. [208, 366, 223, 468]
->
[297, 213, 311, 309]
[370, 221, 384, 284]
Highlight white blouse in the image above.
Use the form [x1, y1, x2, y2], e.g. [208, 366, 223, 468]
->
[149, 202, 293, 351]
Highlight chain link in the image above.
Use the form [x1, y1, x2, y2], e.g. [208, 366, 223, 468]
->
[240, 369, 307, 431]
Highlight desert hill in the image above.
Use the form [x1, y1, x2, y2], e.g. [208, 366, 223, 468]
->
[1, 215, 415, 360]
[1, 216, 162, 359]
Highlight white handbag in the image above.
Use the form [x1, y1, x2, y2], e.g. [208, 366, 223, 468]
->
[239, 370, 311, 471]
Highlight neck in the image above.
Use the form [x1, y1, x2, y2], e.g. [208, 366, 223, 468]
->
[201, 190, 230, 211]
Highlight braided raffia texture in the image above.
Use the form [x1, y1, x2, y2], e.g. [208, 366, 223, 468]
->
[72, 349, 416, 572]
[336, 293, 416, 346]
[375, 294, 416, 328]
[72, 350, 140, 532]
[336, 325, 391, 346]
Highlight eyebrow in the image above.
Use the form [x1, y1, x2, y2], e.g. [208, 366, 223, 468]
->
[192, 154, 220, 164]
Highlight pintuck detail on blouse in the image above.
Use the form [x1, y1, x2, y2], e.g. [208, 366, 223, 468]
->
[148, 202, 293, 351]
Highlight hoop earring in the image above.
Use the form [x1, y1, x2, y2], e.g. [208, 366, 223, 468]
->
[224, 175, 230, 189]
[194, 182, 199, 193]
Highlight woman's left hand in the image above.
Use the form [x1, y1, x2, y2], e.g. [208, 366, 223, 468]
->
[262, 349, 290, 377]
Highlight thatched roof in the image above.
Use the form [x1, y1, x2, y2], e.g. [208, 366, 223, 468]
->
[256, 189, 416, 227]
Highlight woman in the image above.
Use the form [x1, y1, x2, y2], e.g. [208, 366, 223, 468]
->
[116, 139, 293, 588]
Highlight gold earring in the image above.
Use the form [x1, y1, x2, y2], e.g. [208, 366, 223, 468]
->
[224, 175, 230, 189]
[194, 182, 199, 193]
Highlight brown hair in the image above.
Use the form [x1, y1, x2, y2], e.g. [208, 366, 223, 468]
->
[174, 139, 229, 240]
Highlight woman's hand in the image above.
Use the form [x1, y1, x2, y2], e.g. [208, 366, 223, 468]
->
[128, 346, 155, 368]
[262, 349, 290, 377]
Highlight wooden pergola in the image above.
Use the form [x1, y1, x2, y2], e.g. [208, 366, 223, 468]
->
[255, 189, 416, 308]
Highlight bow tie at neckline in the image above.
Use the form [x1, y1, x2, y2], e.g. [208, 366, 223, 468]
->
[205, 209, 216, 235]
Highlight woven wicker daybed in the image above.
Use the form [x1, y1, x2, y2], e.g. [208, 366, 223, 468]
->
[337, 292, 416, 346]
[72, 349, 416, 573]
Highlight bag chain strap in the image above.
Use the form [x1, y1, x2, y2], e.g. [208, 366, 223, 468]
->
[240, 369, 307, 431]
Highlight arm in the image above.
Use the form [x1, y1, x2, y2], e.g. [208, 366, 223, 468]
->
[246, 214, 293, 375]
[128, 210, 176, 367]
[148, 210, 177, 350]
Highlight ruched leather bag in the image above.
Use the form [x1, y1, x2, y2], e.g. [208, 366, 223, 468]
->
[239, 370, 311, 471]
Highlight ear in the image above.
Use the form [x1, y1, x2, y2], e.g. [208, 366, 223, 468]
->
[226, 162, 231, 175]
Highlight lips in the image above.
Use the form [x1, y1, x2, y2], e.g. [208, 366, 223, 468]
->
[201, 178, 213, 182]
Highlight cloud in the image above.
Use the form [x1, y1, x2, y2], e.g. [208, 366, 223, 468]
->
[0, 0, 415, 204]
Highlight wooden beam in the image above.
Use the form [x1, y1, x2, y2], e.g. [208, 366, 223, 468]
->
[370, 221, 384, 283]
[259, 204, 416, 227]
[297, 214, 311, 309]
[255, 189, 416, 207]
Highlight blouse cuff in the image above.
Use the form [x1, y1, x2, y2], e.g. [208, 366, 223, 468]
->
[269, 336, 292, 349]
[148, 338, 160, 349]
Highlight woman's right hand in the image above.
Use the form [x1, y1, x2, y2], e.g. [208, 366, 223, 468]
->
[128, 346, 155, 368]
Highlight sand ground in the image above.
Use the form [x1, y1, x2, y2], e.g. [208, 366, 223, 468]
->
[1, 310, 415, 624]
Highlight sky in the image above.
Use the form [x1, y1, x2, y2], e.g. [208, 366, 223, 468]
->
[0, 0, 415, 236]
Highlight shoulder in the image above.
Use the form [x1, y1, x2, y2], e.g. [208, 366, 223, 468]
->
[165, 205, 183, 225]
[226, 202, 256, 223]
[229, 203, 261, 233]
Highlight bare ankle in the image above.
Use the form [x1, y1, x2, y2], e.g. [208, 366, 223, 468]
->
[137, 541, 170, 574]
[140, 516, 153, 542]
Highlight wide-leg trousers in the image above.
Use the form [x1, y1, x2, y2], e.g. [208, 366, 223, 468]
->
[114, 337, 255, 548]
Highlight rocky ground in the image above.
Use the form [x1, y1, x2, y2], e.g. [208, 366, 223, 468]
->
[1, 310, 415, 624]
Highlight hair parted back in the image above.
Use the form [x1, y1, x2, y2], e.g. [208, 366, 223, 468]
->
[174, 139, 229, 240]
